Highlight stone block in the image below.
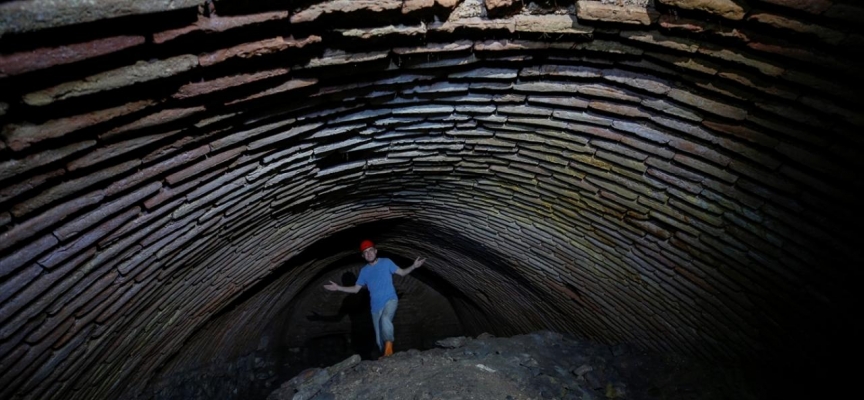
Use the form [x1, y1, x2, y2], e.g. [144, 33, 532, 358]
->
[641, 99, 702, 122]
[24, 55, 198, 106]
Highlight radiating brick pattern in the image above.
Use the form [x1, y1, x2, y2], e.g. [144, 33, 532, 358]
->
[0, 0, 862, 399]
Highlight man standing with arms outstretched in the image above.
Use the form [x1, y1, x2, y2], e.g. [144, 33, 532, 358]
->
[324, 240, 426, 358]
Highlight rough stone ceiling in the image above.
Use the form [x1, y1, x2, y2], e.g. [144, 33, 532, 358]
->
[0, 0, 862, 399]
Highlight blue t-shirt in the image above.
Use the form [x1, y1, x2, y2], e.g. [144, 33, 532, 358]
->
[356, 258, 398, 313]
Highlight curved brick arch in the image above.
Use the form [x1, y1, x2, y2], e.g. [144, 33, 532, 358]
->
[1, 1, 862, 399]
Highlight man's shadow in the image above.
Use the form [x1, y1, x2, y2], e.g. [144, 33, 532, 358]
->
[307, 271, 377, 359]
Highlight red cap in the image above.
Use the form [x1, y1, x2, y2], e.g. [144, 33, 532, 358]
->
[360, 240, 374, 252]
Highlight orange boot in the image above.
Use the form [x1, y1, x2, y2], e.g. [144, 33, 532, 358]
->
[384, 341, 393, 357]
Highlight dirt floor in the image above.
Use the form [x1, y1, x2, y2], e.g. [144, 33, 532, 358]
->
[266, 331, 769, 400]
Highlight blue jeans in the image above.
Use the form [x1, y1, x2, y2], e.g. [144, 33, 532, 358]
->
[371, 299, 398, 351]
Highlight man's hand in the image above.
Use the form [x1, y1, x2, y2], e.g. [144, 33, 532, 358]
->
[323, 281, 341, 291]
[412, 257, 426, 269]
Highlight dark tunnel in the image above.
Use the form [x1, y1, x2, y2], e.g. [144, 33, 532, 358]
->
[1, 0, 863, 399]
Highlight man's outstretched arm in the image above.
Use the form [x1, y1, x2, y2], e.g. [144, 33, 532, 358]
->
[396, 257, 426, 276]
[323, 281, 363, 293]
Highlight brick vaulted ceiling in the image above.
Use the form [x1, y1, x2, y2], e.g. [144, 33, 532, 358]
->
[1, 0, 863, 399]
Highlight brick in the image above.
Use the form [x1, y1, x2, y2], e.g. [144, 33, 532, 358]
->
[291, 0, 402, 23]
[67, 129, 179, 172]
[527, 96, 589, 110]
[552, 110, 614, 127]
[12, 159, 140, 218]
[774, 143, 847, 177]
[199, 35, 321, 66]
[759, 0, 831, 14]
[514, 14, 593, 35]
[595, 150, 648, 173]
[627, 218, 671, 240]
[577, 1, 657, 25]
[497, 105, 552, 117]
[645, 157, 704, 182]
[0, 234, 57, 279]
[111, 145, 211, 201]
[519, 64, 603, 79]
[174, 67, 290, 99]
[0, 190, 103, 254]
[696, 46, 785, 77]
[23, 55, 198, 106]
[749, 13, 845, 45]
[512, 81, 579, 94]
[716, 137, 781, 169]
[393, 105, 454, 115]
[1, 35, 144, 77]
[248, 122, 323, 151]
[702, 178, 763, 210]
[641, 99, 702, 122]
[603, 69, 671, 95]
[657, 0, 747, 20]
[612, 121, 670, 144]
[449, 68, 517, 80]
[155, 11, 290, 43]
[2, 99, 154, 151]
[0, 141, 94, 183]
[38, 207, 139, 269]
[668, 137, 729, 166]
[647, 168, 703, 194]
[589, 101, 650, 119]
[165, 146, 246, 185]
[301, 49, 389, 69]
[0, 168, 65, 205]
[649, 116, 713, 142]
[645, 52, 720, 75]
[702, 120, 777, 148]
[226, 78, 318, 105]
[54, 182, 160, 241]
[667, 89, 746, 120]
[728, 161, 797, 193]
[339, 24, 427, 39]
[620, 31, 700, 53]
[673, 153, 736, 183]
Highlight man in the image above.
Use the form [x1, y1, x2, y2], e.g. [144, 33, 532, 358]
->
[323, 240, 425, 357]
